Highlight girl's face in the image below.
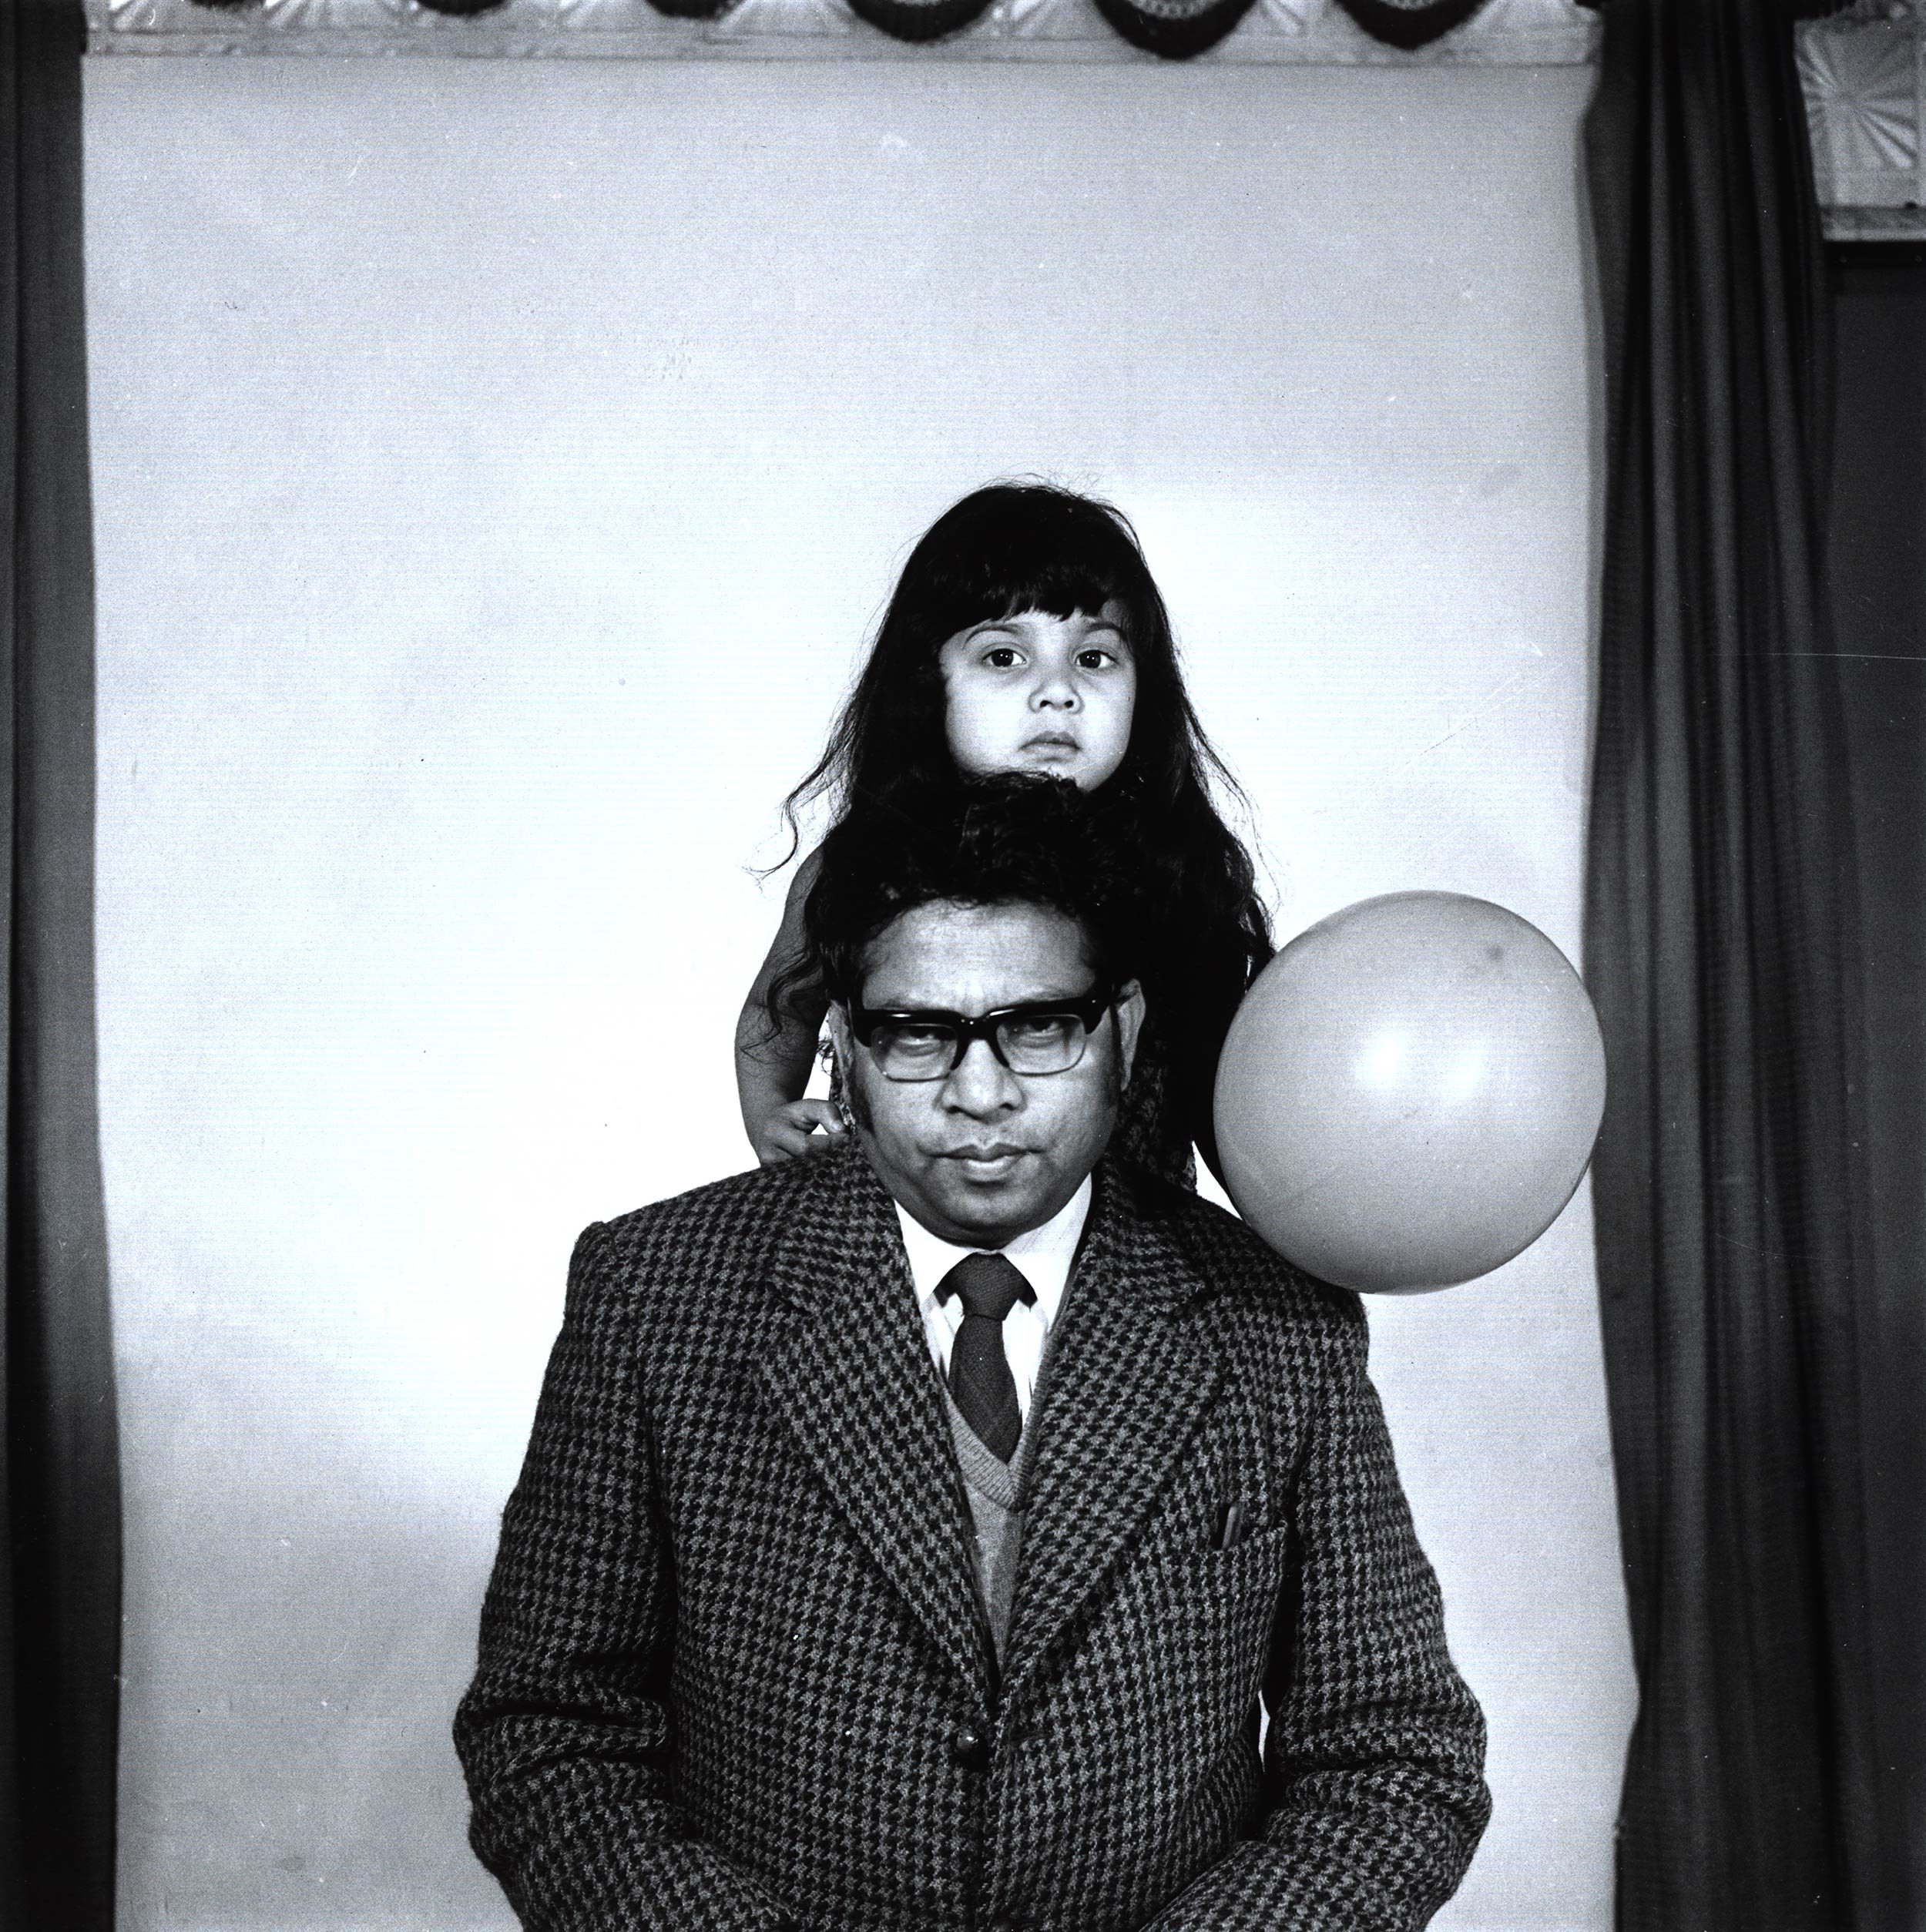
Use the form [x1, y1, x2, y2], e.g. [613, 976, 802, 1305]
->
[938, 603, 1137, 791]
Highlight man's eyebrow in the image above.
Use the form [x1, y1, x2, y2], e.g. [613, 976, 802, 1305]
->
[859, 988, 1095, 1012]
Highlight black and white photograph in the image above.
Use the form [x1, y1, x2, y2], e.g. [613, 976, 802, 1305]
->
[3, 0, 1921, 1927]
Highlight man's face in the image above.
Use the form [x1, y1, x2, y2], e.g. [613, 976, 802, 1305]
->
[830, 899, 1143, 1249]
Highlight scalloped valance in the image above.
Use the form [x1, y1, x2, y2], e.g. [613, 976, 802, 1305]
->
[100, 0, 1525, 58]
[82, 0, 1926, 237]
[86, 0, 1602, 62]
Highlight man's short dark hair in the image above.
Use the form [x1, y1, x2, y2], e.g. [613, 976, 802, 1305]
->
[804, 776, 1145, 1008]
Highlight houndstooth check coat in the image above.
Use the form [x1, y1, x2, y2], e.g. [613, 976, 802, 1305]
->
[455, 1145, 1490, 1932]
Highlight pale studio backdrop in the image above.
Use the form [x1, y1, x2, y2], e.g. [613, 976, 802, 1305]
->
[85, 51, 1632, 1932]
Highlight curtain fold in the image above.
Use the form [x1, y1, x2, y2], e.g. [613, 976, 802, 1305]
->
[1582, 2, 1903, 1927]
[2, 0, 122, 1927]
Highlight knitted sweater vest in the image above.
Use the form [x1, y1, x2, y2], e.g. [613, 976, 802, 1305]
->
[944, 1385, 1050, 1664]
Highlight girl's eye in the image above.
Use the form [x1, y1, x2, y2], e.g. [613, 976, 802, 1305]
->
[981, 646, 1023, 669]
[1076, 648, 1119, 670]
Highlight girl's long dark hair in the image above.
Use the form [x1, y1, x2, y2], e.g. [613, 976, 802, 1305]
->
[767, 481, 1273, 1031]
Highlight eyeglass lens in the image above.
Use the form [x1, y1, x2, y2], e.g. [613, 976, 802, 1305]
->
[871, 1011, 1089, 1081]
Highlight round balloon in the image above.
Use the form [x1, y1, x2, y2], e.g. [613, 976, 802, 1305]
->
[1213, 892, 1606, 1293]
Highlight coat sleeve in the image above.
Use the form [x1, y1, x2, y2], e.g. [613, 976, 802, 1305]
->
[453, 1222, 794, 1932]
[1149, 1318, 1491, 1932]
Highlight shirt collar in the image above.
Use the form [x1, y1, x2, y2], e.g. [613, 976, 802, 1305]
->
[894, 1174, 1094, 1327]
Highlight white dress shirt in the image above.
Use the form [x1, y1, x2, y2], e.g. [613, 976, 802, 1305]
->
[894, 1176, 1093, 1424]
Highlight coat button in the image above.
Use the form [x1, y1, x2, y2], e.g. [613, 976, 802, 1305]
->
[949, 1722, 988, 1769]
[983, 1918, 1018, 1932]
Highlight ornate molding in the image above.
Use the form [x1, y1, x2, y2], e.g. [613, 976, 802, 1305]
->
[79, 0, 1926, 241]
[84, 0, 1597, 62]
[1801, 1, 1926, 240]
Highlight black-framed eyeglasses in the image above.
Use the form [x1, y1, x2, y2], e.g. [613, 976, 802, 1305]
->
[847, 986, 1117, 1082]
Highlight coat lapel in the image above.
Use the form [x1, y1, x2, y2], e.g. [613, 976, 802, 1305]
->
[750, 1150, 995, 1706]
[1000, 1162, 1223, 1717]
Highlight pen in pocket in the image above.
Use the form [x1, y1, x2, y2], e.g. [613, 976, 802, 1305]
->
[1214, 1501, 1244, 1550]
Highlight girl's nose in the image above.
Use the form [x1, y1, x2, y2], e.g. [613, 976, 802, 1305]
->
[1030, 670, 1081, 711]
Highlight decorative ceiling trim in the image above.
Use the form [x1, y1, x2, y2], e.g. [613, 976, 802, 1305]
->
[83, 0, 1598, 63]
[1800, 1, 1926, 238]
[79, 0, 1926, 240]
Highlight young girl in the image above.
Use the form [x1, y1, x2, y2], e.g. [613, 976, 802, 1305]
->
[737, 481, 1272, 1190]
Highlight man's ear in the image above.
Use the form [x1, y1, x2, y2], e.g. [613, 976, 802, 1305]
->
[1112, 979, 1145, 1082]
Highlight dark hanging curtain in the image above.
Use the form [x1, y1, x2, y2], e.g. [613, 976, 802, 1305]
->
[1582, 2, 1911, 1928]
[1824, 238, 1926, 1925]
[2, 0, 122, 1927]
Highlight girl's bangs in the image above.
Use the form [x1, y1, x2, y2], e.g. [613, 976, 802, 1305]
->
[974, 548, 1143, 629]
[905, 484, 1160, 642]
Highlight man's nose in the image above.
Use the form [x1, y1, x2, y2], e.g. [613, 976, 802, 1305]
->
[941, 1038, 1022, 1114]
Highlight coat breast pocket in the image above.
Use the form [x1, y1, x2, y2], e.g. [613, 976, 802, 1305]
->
[1122, 1520, 1294, 1715]
[1150, 1518, 1293, 1623]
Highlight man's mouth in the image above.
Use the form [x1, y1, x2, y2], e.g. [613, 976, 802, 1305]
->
[941, 1143, 1031, 1179]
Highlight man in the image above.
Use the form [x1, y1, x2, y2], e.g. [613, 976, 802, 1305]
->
[455, 777, 1489, 1932]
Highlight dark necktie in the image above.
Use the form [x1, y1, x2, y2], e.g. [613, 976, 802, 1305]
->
[937, 1252, 1036, 1464]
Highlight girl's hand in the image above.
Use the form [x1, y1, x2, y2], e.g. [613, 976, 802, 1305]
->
[752, 1098, 850, 1166]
